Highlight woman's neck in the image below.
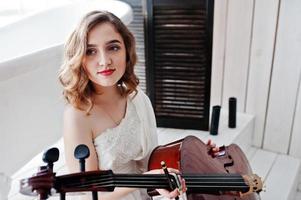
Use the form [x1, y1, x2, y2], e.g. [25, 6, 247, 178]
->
[92, 84, 122, 105]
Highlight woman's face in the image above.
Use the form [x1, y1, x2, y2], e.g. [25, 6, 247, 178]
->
[82, 22, 126, 89]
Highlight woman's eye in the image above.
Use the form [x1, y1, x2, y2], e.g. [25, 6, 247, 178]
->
[108, 45, 120, 51]
[86, 49, 97, 56]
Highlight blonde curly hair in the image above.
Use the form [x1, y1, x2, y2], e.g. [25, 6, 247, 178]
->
[59, 11, 139, 114]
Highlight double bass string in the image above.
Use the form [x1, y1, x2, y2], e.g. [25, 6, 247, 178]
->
[63, 173, 245, 187]
[114, 175, 249, 189]
[64, 174, 248, 187]
[61, 173, 249, 191]
[63, 174, 167, 189]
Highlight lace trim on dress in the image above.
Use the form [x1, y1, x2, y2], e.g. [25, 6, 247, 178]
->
[94, 98, 131, 148]
[93, 99, 143, 172]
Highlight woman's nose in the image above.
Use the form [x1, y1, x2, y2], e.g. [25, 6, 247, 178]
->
[97, 52, 112, 67]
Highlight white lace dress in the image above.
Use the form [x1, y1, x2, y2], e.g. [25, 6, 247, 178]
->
[93, 93, 156, 200]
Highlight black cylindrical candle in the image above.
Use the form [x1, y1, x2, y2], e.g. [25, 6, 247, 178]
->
[210, 105, 221, 135]
[228, 97, 237, 128]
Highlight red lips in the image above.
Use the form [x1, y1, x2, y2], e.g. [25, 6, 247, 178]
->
[97, 69, 116, 76]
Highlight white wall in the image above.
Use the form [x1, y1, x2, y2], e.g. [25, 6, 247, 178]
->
[0, 47, 64, 176]
[211, 0, 301, 156]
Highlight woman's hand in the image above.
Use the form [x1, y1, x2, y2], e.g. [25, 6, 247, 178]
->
[207, 139, 222, 157]
[144, 168, 187, 199]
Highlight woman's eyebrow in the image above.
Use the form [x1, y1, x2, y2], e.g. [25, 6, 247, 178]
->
[87, 44, 97, 47]
[87, 40, 121, 47]
[106, 39, 121, 45]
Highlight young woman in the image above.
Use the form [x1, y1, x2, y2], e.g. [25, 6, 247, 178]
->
[59, 10, 218, 200]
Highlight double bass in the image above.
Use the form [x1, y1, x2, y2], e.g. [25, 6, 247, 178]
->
[148, 135, 262, 200]
[19, 136, 263, 199]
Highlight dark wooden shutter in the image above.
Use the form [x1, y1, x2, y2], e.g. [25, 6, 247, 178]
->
[143, 0, 214, 130]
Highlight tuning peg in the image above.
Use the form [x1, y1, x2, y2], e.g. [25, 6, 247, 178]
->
[74, 145, 98, 200]
[74, 144, 90, 172]
[42, 147, 59, 171]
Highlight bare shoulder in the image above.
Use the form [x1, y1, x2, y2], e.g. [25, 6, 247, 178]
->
[63, 104, 99, 172]
[63, 104, 110, 139]
[63, 104, 92, 138]
[64, 104, 87, 119]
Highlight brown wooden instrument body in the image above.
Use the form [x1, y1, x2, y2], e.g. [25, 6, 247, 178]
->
[148, 136, 261, 200]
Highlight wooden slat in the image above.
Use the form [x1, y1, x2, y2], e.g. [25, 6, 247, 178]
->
[155, 19, 205, 25]
[155, 76, 206, 82]
[155, 61, 208, 68]
[154, 25, 204, 29]
[263, 0, 301, 153]
[156, 110, 203, 116]
[250, 149, 277, 181]
[210, 0, 228, 107]
[156, 87, 206, 94]
[155, 49, 206, 54]
[222, 0, 254, 111]
[290, 78, 301, 158]
[245, 0, 280, 147]
[155, 57, 206, 63]
[155, 103, 204, 108]
[154, 15, 206, 20]
[156, 113, 203, 118]
[156, 98, 203, 104]
[154, 39, 205, 45]
[154, 83, 205, 89]
[245, 146, 257, 160]
[155, 107, 205, 112]
[155, 53, 205, 58]
[155, 34, 207, 40]
[156, 106, 204, 112]
[156, 92, 204, 98]
[260, 155, 300, 200]
[155, 29, 204, 34]
[155, 65, 207, 71]
[154, 9, 205, 15]
[249, 149, 301, 200]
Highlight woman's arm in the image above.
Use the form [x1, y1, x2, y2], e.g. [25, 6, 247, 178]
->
[63, 105, 138, 200]
[63, 105, 99, 172]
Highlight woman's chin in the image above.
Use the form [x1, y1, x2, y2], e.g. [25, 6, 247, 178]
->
[92, 80, 119, 88]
